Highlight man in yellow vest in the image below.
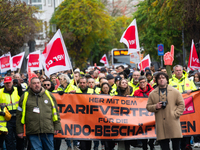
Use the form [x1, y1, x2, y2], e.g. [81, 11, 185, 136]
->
[56, 74, 78, 150]
[169, 65, 196, 94]
[16, 77, 61, 149]
[106, 74, 117, 93]
[0, 76, 24, 150]
[76, 77, 94, 94]
[75, 77, 94, 150]
[128, 71, 140, 96]
[87, 78, 100, 94]
[169, 65, 196, 150]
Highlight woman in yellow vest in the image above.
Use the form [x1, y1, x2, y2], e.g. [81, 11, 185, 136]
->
[100, 82, 114, 96]
[0, 105, 11, 148]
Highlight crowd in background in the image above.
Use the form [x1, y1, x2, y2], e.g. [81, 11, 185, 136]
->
[0, 63, 199, 150]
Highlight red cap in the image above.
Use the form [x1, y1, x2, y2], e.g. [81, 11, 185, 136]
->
[4, 76, 12, 83]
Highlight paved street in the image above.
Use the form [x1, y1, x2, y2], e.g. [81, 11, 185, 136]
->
[59, 139, 200, 150]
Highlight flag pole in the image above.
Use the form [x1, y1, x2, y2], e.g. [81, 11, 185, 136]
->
[71, 69, 78, 87]
[139, 50, 143, 71]
[18, 68, 21, 73]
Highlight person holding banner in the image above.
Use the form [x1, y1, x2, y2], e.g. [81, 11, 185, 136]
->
[134, 76, 154, 97]
[115, 79, 132, 96]
[75, 77, 94, 150]
[55, 74, 78, 150]
[134, 76, 155, 150]
[169, 65, 196, 94]
[56, 74, 76, 94]
[87, 78, 101, 94]
[146, 72, 185, 150]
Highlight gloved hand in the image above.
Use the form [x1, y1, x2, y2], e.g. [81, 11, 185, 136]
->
[0, 112, 5, 116]
[58, 91, 64, 95]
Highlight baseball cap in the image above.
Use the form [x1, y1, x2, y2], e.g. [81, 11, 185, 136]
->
[115, 76, 122, 82]
[4, 76, 12, 83]
[106, 74, 114, 80]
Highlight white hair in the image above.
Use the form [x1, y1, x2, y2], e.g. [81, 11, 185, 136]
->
[59, 74, 70, 84]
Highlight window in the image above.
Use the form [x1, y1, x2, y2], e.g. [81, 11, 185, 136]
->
[21, 0, 28, 4]
[48, 0, 51, 5]
[51, 24, 56, 33]
[32, 4, 42, 10]
[32, 0, 41, 3]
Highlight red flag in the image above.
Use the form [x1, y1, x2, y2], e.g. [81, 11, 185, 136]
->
[28, 67, 38, 83]
[188, 40, 200, 71]
[42, 29, 72, 77]
[27, 50, 42, 72]
[120, 19, 140, 54]
[100, 54, 109, 67]
[138, 54, 151, 71]
[11, 52, 25, 71]
[0, 52, 11, 73]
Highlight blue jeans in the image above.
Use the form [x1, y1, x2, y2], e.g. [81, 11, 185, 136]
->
[28, 133, 54, 150]
[65, 139, 78, 148]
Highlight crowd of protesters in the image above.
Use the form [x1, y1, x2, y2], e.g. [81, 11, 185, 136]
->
[0, 63, 198, 150]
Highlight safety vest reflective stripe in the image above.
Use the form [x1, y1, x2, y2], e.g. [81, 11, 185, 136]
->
[94, 87, 101, 94]
[57, 84, 76, 93]
[0, 121, 6, 122]
[0, 87, 20, 111]
[45, 90, 58, 122]
[7, 101, 18, 106]
[21, 90, 58, 124]
[169, 75, 197, 93]
[76, 88, 94, 94]
[0, 107, 8, 132]
[21, 92, 28, 124]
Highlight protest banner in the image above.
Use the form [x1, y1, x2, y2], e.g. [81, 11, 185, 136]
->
[53, 91, 199, 140]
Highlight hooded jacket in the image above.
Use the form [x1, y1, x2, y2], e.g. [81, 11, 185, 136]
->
[134, 83, 154, 97]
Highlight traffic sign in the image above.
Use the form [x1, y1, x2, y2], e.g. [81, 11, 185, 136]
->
[158, 44, 164, 56]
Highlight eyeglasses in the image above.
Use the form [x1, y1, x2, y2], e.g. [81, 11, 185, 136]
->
[44, 84, 50, 86]
[139, 81, 146, 84]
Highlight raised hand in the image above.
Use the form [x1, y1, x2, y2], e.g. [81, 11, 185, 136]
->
[164, 45, 174, 65]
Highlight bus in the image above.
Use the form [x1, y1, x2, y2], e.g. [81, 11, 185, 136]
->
[111, 48, 160, 70]
[111, 48, 137, 68]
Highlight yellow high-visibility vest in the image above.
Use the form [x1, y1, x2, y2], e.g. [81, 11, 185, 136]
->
[0, 107, 8, 132]
[0, 87, 20, 111]
[169, 74, 197, 93]
[21, 90, 58, 124]
[76, 88, 94, 94]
